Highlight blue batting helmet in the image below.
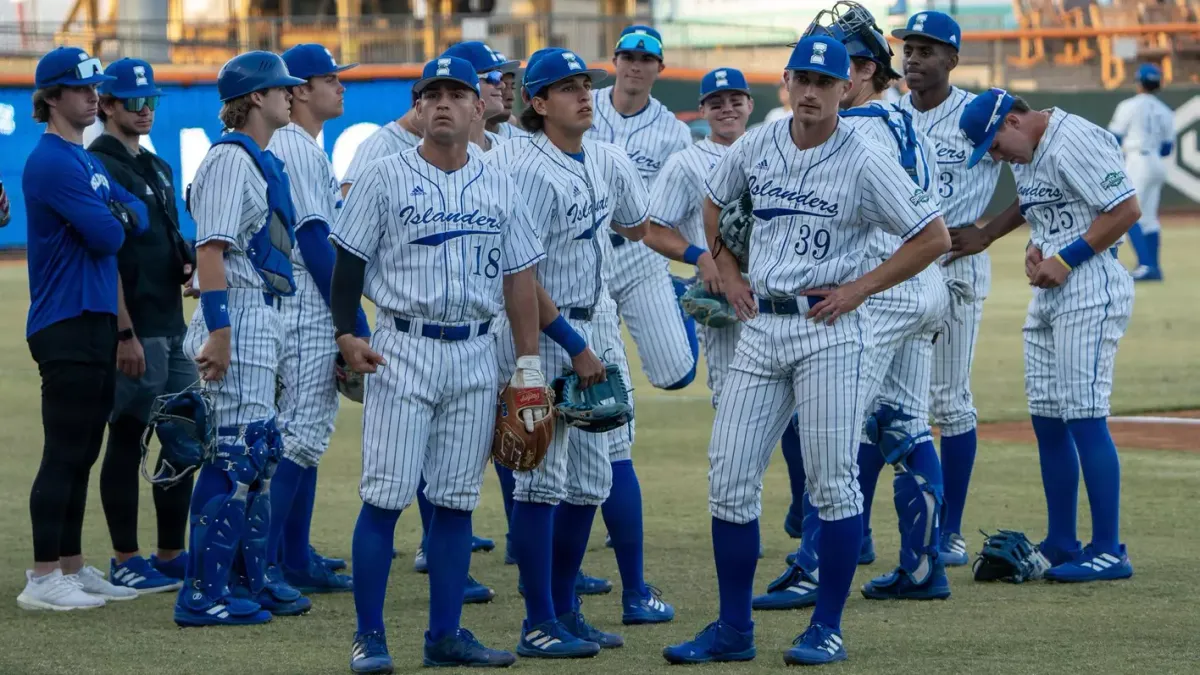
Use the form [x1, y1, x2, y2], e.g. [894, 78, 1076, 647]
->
[217, 51, 306, 102]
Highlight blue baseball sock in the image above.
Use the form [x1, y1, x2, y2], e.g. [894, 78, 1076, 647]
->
[512, 501, 556, 625]
[712, 517, 758, 633]
[781, 416, 807, 524]
[282, 466, 318, 571]
[811, 513, 862, 630]
[600, 460, 645, 596]
[856, 442, 885, 536]
[352, 503, 401, 635]
[795, 494, 820, 569]
[1144, 231, 1161, 270]
[1031, 415, 1080, 551]
[261, 458, 301, 567]
[186, 464, 233, 580]
[1126, 222, 1149, 266]
[552, 502, 597, 616]
[1067, 418, 1122, 555]
[494, 462, 516, 524]
[427, 506, 473, 641]
[939, 429, 977, 535]
[416, 477, 433, 546]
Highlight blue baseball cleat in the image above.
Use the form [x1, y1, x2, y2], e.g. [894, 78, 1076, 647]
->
[150, 551, 188, 581]
[604, 533, 614, 549]
[622, 584, 675, 624]
[472, 535, 496, 553]
[424, 628, 515, 667]
[110, 556, 183, 594]
[861, 564, 951, 601]
[859, 531, 876, 565]
[351, 630, 394, 674]
[784, 622, 846, 665]
[284, 558, 353, 594]
[310, 545, 347, 572]
[516, 619, 601, 659]
[576, 570, 612, 595]
[559, 607, 624, 648]
[414, 546, 428, 573]
[1132, 265, 1162, 282]
[1045, 545, 1133, 583]
[753, 562, 819, 610]
[174, 586, 272, 627]
[663, 620, 755, 665]
[464, 575, 496, 604]
[939, 532, 969, 567]
[232, 567, 312, 616]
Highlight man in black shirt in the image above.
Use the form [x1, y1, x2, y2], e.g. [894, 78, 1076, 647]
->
[88, 58, 197, 594]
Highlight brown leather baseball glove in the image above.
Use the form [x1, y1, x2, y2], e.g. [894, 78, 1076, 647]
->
[492, 382, 556, 472]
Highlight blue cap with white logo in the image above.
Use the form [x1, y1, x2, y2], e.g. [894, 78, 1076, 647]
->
[785, 35, 851, 81]
[413, 56, 481, 96]
[1136, 63, 1162, 84]
[281, 43, 358, 80]
[522, 48, 608, 98]
[615, 24, 664, 61]
[699, 68, 750, 103]
[442, 41, 521, 75]
[98, 58, 162, 98]
[958, 87, 1015, 168]
[891, 11, 961, 51]
[35, 46, 115, 89]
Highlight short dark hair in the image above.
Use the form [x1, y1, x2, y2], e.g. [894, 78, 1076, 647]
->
[850, 57, 897, 94]
[520, 104, 545, 133]
[31, 86, 64, 123]
[97, 94, 118, 123]
[1142, 80, 1161, 93]
[1010, 96, 1032, 114]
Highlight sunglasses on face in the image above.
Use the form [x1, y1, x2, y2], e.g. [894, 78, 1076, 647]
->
[121, 96, 159, 112]
[614, 33, 664, 58]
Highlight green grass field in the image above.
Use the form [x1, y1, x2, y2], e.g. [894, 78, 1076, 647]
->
[1, 228, 1199, 674]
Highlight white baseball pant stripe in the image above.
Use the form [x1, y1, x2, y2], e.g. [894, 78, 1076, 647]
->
[1024, 254, 1134, 421]
[276, 269, 340, 467]
[708, 310, 874, 524]
[183, 288, 284, 428]
[496, 314, 613, 506]
[703, 323, 741, 409]
[568, 295, 635, 463]
[608, 243, 695, 389]
[359, 317, 499, 512]
[1125, 152, 1165, 234]
[931, 250, 990, 437]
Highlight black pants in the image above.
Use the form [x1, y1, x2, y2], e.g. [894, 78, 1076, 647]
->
[28, 313, 117, 563]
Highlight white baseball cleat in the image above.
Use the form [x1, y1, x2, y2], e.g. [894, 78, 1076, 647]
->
[71, 565, 139, 601]
[16, 569, 106, 611]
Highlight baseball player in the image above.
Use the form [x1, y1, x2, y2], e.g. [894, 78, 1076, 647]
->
[960, 89, 1138, 582]
[893, 11, 1006, 565]
[484, 47, 650, 658]
[339, 91, 423, 198]
[756, 4, 954, 611]
[1108, 63, 1174, 282]
[175, 50, 309, 627]
[260, 44, 367, 595]
[331, 56, 546, 671]
[486, 50, 529, 140]
[663, 36, 950, 666]
[586, 24, 699, 392]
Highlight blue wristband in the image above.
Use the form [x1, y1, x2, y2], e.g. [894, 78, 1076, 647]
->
[542, 315, 587, 357]
[200, 290, 231, 333]
[1056, 237, 1096, 270]
[683, 245, 706, 266]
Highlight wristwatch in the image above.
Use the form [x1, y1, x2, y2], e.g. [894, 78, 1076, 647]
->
[117, 328, 135, 342]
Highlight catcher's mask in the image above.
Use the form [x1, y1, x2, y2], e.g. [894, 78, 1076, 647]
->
[802, 1, 901, 80]
[140, 384, 217, 488]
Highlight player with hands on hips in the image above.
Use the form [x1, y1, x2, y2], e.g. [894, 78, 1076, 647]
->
[484, 47, 652, 659]
[960, 88, 1139, 583]
[330, 56, 547, 671]
[665, 35, 949, 667]
[176, 50, 309, 627]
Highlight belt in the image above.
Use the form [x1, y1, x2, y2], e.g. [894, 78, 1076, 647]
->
[393, 316, 491, 341]
[610, 233, 627, 248]
[561, 307, 593, 321]
[263, 292, 281, 308]
[757, 296, 822, 316]
[226, 288, 282, 309]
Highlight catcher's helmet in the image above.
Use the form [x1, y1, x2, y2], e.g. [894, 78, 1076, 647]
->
[217, 51, 306, 102]
[804, 1, 901, 80]
[141, 386, 217, 488]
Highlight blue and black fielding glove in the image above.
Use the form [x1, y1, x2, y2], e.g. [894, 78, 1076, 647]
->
[972, 529, 1052, 583]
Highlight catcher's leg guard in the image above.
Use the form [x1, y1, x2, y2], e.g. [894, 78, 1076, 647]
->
[864, 404, 929, 466]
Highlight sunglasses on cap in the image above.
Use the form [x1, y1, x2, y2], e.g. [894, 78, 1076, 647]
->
[55, 57, 104, 85]
[614, 32, 664, 58]
[121, 96, 159, 112]
[481, 70, 503, 85]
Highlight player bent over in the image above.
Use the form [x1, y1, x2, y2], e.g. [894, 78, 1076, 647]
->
[960, 89, 1138, 582]
[332, 57, 546, 671]
[663, 36, 949, 666]
[484, 48, 650, 658]
[176, 51, 309, 627]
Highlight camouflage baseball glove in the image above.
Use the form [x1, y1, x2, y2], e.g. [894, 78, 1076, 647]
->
[716, 189, 754, 273]
[680, 279, 738, 328]
[335, 354, 365, 404]
[552, 363, 633, 434]
[972, 529, 1052, 583]
[492, 381, 557, 472]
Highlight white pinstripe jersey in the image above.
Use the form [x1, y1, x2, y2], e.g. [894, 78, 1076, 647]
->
[480, 129, 503, 152]
[840, 101, 940, 259]
[587, 86, 692, 188]
[1108, 93, 1175, 154]
[493, 122, 528, 140]
[1012, 108, 1135, 254]
[706, 118, 941, 298]
[649, 138, 728, 246]
[331, 148, 546, 322]
[268, 123, 343, 268]
[899, 87, 1002, 227]
[342, 120, 422, 187]
[190, 143, 270, 290]
[483, 134, 650, 309]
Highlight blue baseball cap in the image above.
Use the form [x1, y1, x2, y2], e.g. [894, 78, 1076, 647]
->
[281, 43, 357, 80]
[1136, 63, 1162, 84]
[413, 56, 481, 96]
[785, 35, 851, 81]
[891, 11, 961, 51]
[35, 46, 115, 89]
[98, 58, 162, 98]
[615, 25, 664, 61]
[442, 41, 520, 75]
[958, 87, 1015, 168]
[699, 68, 750, 103]
[522, 48, 608, 98]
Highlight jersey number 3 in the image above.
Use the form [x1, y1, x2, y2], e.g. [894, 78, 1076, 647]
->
[938, 171, 954, 199]
[473, 246, 502, 278]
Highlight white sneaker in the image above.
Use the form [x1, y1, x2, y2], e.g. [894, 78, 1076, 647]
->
[16, 569, 106, 611]
[71, 565, 138, 601]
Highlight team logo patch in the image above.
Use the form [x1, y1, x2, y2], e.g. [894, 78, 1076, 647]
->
[436, 58, 452, 77]
[913, 14, 927, 31]
[562, 52, 583, 71]
[133, 65, 148, 87]
[909, 188, 931, 206]
[714, 70, 729, 88]
[810, 42, 827, 66]
[1101, 171, 1126, 188]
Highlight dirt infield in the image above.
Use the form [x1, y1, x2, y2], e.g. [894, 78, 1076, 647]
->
[978, 411, 1200, 452]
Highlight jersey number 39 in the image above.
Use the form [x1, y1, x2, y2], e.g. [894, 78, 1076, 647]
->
[793, 224, 831, 260]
